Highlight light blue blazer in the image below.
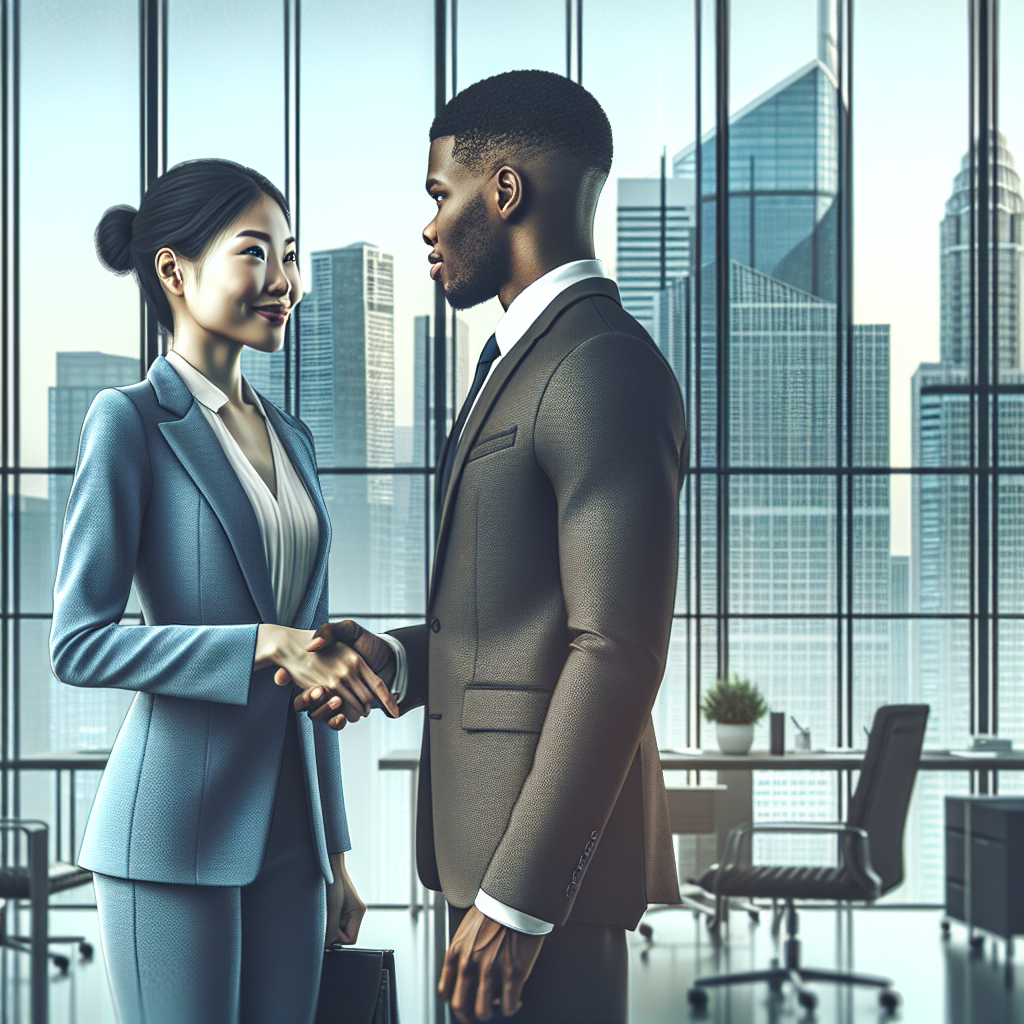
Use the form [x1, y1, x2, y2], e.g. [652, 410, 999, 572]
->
[49, 355, 349, 887]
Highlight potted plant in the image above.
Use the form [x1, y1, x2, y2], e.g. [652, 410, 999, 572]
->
[701, 675, 768, 755]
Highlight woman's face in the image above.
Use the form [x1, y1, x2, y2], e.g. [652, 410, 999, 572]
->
[177, 193, 302, 352]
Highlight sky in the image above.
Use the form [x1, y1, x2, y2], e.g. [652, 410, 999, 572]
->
[16, 0, 1023, 556]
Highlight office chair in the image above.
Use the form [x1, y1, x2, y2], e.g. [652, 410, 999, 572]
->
[687, 704, 929, 1016]
[639, 783, 760, 948]
[0, 819, 94, 1024]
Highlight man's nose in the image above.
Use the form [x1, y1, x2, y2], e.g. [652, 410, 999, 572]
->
[423, 217, 438, 247]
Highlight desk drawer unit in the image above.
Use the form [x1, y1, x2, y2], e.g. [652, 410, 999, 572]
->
[945, 796, 1024, 939]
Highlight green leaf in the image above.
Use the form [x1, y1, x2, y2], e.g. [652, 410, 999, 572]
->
[700, 674, 768, 725]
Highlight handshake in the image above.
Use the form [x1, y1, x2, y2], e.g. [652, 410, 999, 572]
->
[269, 620, 400, 729]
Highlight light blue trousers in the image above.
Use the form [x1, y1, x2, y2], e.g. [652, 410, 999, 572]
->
[93, 712, 327, 1024]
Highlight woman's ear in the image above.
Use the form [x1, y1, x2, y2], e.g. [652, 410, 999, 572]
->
[155, 247, 185, 296]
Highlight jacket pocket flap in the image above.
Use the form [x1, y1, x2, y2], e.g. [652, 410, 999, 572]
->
[467, 425, 517, 462]
[462, 686, 550, 732]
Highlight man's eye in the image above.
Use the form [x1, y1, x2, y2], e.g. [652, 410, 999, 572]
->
[434, 193, 445, 206]
[241, 245, 266, 260]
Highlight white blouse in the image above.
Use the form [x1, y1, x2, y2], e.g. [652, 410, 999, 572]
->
[165, 350, 319, 626]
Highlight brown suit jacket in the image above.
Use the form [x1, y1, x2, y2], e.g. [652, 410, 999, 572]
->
[390, 276, 686, 930]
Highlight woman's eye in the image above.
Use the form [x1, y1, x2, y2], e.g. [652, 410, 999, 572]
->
[241, 245, 266, 260]
[284, 251, 297, 263]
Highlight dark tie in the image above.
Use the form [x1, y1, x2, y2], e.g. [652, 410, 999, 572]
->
[436, 333, 501, 516]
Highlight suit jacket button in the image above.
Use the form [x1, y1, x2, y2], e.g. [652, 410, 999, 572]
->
[430, 617, 441, 633]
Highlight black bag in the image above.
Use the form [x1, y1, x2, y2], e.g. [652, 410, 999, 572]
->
[315, 945, 398, 1024]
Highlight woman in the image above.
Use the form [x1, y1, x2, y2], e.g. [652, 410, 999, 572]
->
[49, 158, 398, 1024]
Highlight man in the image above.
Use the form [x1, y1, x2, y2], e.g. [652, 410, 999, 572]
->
[298, 70, 685, 1023]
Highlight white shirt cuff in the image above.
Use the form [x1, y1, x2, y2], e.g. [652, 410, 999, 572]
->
[474, 889, 553, 935]
[379, 632, 407, 705]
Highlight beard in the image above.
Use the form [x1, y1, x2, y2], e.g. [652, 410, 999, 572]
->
[442, 192, 507, 310]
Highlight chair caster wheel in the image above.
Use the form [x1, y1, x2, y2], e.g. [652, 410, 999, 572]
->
[79, 941, 94, 959]
[880, 989, 901, 1014]
[797, 989, 817, 1011]
[638, 923, 653, 941]
[688, 986, 709, 1009]
[53, 954, 70, 975]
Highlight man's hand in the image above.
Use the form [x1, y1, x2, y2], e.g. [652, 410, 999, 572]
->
[438, 906, 545, 1022]
[256, 623, 395, 726]
[288, 620, 400, 728]
[309, 619, 397, 685]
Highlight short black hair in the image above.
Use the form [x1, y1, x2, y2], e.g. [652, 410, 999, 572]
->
[430, 70, 613, 175]
[95, 158, 289, 336]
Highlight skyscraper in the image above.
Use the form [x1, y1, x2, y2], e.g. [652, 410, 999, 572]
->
[890, 555, 910, 704]
[616, 176, 695, 334]
[673, 58, 839, 303]
[939, 132, 1024, 370]
[299, 243, 395, 613]
[910, 134, 1024, 900]
[413, 312, 470, 465]
[639, 40, 890, 861]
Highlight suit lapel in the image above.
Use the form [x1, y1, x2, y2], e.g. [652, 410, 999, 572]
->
[149, 356, 276, 624]
[430, 277, 621, 599]
[260, 399, 332, 629]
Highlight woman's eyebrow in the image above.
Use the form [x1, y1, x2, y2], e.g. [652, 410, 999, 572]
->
[234, 230, 296, 245]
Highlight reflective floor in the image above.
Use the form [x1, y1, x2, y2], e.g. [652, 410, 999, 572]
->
[2, 892, 1022, 1023]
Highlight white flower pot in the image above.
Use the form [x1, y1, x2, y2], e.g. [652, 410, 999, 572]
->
[716, 722, 754, 755]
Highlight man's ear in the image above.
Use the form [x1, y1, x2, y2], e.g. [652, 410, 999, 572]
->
[155, 247, 185, 297]
[494, 166, 524, 221]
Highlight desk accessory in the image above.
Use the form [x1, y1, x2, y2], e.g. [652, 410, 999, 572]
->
[701, 675, 767, 755]
[791, 716, 811, 751]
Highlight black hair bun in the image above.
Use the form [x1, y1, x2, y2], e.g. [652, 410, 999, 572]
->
[95, 204, 137, 275]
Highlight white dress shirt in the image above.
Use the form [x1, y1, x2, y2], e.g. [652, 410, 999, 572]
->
[386, 259, 607, 935]
[165, 350, 319, 626]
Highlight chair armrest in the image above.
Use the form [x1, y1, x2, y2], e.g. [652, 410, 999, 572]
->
[718, 821, 880, 896]
[0, 819, 47, 836]
[0, 820, 49, 898]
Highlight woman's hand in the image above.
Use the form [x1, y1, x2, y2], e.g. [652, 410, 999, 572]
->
[254, 624, 394, 726]
[326, 852, 366, 948]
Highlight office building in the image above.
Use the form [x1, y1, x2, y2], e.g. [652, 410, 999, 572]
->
[939, 131, 1024, 370]
[299, 243, 396, 614]
[673, 57, 839, 303]
[890, 555, 910, 704]
[909, 134, 1024, 899]
[616, 176, 695, 334]
[413, 312, 470, 466]
[644, 47, 890, 852]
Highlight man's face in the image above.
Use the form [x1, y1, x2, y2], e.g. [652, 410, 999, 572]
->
[423, 137, 507, 310]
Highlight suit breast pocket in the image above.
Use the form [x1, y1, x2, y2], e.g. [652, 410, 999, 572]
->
[467, 425, 517, 463]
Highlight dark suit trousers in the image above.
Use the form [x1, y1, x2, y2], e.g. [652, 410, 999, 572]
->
[448, 904, 628, 1024]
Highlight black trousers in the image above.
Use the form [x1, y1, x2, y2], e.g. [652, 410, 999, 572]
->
[448, 904, 628, 1024]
